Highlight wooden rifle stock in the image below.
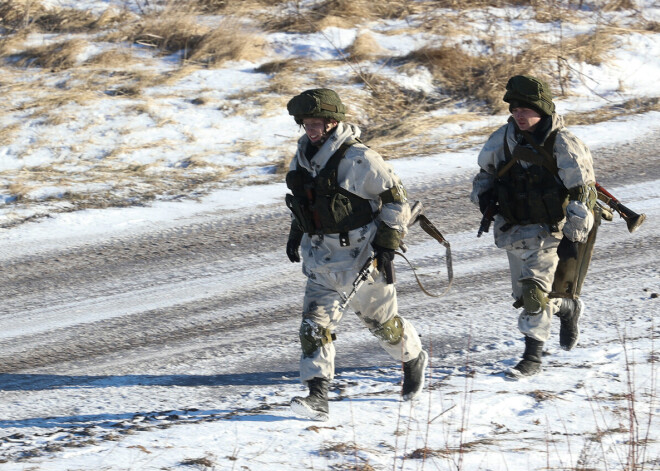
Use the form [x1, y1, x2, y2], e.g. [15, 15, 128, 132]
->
[595, 182, 646, 233]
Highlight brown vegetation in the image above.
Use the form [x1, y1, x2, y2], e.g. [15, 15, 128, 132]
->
[14, 38, 88, 70]
[0, 0, 653, 220]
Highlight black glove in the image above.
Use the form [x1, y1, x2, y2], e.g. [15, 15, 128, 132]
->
[557, 236, 579, 260]
[286, 224, 303, 263]
[372, 243, 395, 284]
[478, 189, 496, 215]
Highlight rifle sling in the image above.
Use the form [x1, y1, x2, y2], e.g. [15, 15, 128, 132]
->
[397, 214, 453, 298]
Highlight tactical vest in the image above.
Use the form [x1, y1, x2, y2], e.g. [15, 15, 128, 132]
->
[285, 141, 375, 242]
[495, 130, 569, 227]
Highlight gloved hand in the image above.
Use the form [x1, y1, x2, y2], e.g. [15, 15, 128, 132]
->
[557, 236, 579, 260]
[286, 223, 303, 263]
[372, 243, 395, 284]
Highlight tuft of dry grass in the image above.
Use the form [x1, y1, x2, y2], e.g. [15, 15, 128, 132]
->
[265, 0, 426, 33]
[0, 0, 49, 29]
[0, 1, 131, 32]
[109, 13, 207, 55]
[186, 24, 268, 67]
[13, 37, 88, 70]
[105, 9, 268, 68]
[402, 46, 514, 112]
[0, 26, 30, 57]
[83, 49, 142, 68]
[0, 122, 21, 146]
[562, 30, 615, 66]
[347, 31, 386, 61]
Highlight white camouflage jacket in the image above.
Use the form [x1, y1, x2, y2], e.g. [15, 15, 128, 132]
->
[470, 114, 596, 248]
[290, 122, 411, 274]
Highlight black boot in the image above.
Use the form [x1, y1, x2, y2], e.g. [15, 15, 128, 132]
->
[402, 350, 428, 401]
[557, 297, 583, 351]
[509, 337, 544, 378]
[291, 377, 329, 421]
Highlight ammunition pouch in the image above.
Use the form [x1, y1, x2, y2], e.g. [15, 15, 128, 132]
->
[551, 204, 602, 299]
[496, 162, 568, 226]
[568, 183, 597, 208]
[379, 184, 407, 205]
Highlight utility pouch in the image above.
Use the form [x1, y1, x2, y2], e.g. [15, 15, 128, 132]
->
[330, 193, 353, 224]
[541, 187, 569, 224]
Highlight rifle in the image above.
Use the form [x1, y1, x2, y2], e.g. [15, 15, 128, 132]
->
[339, 253, 376, 310]
[339, 202, 423, 309]
[477, 200, 497, 238]
[595, 182, 646, 233]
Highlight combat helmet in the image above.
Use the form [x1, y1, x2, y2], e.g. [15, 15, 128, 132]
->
[503, 75, 555, 116]
[287, 88, 346, 125]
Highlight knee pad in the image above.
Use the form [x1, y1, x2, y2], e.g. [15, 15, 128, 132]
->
[372, 316, 404, 345]
[521, 280, 548, 314]
[299, 319, 335, 357]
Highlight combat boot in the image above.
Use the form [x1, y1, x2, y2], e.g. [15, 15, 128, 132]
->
[557, 297, 583, 351]
[509, 337, 543, 378]
[291, 377, 329, 421]
[402, 350, 428, 401]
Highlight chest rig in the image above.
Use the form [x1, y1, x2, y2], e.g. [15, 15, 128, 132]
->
[495, 129, 569, 228]
[285, 140, 375, 246]
[495, 131, 568, 230]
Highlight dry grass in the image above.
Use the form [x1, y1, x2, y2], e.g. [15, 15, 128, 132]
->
[186, 24, 268, 67]
[265, 0, 428, 33]
[0, 0, 653, 224]
[0, 122, 21, 146]
[401, 45, 522, 112]
[104, 9, 268, 67]
[83, 49, 143, 68]
[0, 26, 30, 57]
[13, 37, 88, 70]
[107, 13, 207, 56]
[347, 31, 386, 61]
[0, 0, 49, 29]
[0, 1, 130, 32]
[564, 97, 660, 126]
[562, 30, 615, 66]
[189, 0, 288, 14]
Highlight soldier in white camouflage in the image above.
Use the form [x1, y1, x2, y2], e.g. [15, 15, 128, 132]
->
[471, 75, 597, 378]
[285, 88, 428, 420]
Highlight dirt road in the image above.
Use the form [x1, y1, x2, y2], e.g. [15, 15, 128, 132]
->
[0, 131, 658, 404]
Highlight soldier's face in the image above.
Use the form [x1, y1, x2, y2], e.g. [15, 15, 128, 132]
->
[303, 118, 337, 144]
[511, 107, 542, 131]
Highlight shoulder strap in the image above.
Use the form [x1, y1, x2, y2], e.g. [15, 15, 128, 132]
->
[520, 129, 559, 175]
[324, 138, 358, 174]
[498, 129, 559, 177]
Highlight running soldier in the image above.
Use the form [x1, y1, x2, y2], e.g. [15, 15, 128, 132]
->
[471, 75, 597, 377]
[284, 88, 428, 420]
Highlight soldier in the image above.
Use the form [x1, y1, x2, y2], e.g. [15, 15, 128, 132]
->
[284, 88, 428, 420]
[471, 75, 597, 378]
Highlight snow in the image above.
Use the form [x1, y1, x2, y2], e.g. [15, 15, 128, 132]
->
[0, 1, 659, 470]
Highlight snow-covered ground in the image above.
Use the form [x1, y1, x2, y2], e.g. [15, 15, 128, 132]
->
[1, 1, 659, 470]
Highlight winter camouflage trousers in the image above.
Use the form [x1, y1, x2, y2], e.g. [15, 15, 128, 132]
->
[298, 267, 423, 384]
[506, 234, 562, 342]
